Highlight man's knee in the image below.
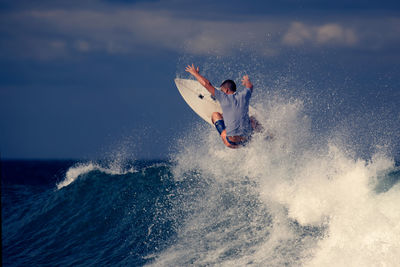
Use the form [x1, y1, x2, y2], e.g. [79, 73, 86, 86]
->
[211, 112, 223, 124]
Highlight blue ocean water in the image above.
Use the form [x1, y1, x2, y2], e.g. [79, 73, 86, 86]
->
[2, 160, 177, 266]
[2, 155, 400, 266]
[2, 92, 400, 266]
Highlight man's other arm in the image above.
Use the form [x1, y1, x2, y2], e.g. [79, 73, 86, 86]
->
[185, 64, 216, 96]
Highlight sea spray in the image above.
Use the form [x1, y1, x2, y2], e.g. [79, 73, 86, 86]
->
[149, 96, 400, 266]
[2, 97, 398, 267]
[56, 161, 137, 189]
[56, 145, 138, 189]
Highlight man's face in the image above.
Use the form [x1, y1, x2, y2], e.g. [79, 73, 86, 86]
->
[221, 86, 229, 94]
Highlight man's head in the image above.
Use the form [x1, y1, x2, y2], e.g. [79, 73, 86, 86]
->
[220, 80, 236, 93]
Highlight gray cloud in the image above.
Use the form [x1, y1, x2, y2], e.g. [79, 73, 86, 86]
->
[1, 5, 399, 60]
[282, 22, 358, 47]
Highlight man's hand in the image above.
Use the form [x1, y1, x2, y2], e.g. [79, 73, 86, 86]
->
[185, 64, 200, 76]
[241, 75, 253, 89]
[185, 63, 215, 96]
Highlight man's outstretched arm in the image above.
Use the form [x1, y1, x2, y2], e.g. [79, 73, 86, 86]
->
[185, 64, 216, 96]
[241, 75, 253, 92]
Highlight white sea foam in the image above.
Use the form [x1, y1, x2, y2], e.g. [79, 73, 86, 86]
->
[150, 95, 400, 266]
[56, 161, 136, 189]
[263, 147, 400, 267]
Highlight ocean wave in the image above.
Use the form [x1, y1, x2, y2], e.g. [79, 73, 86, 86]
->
[148, 96, 400, 266]
[3, 86, 399, 266]
[56, 162, 137, 189]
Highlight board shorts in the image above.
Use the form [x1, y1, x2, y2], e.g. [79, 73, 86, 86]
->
[214, 120, 250, 146]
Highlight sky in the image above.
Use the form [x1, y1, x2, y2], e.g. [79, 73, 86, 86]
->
[1, 0, 399, 160]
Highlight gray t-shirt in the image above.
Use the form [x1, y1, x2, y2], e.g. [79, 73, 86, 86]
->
[214, 87, 253, 136]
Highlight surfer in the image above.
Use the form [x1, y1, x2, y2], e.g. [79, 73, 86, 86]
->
[185, 64, 258, 148]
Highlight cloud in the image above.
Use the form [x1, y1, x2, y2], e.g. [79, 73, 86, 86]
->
[282, 22, 358, 47]
[0, 4, 399, 60]
[74, 40, 90, 52]
[1, 7, 284, 58]
[317, 24, 357, 45]
[281, 22, 312, 46]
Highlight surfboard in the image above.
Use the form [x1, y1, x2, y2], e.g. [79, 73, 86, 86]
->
[174, 78, 256, 125]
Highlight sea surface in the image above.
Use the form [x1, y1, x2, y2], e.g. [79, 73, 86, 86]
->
[2, 157, 400, 266]
[2, 98, 400, 266]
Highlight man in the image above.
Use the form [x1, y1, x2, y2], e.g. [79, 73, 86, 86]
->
[185, 64, 255, 148]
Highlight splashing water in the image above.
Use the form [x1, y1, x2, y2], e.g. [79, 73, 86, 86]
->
[147, 93, 400, 266]
[56, 155, 137, 189]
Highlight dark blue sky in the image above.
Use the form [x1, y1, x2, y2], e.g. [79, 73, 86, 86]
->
[1, 0, 399, 159]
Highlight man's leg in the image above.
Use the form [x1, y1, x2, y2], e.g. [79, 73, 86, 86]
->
[250, 116, 263, 132]
[211, 112, 223, 124]
[211, 112, 238, 148]
[250, 116, 274, 140]
[212, 112, 225, 136]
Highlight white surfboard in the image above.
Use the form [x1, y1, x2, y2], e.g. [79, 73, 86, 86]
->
[174, 78, 256, 125]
